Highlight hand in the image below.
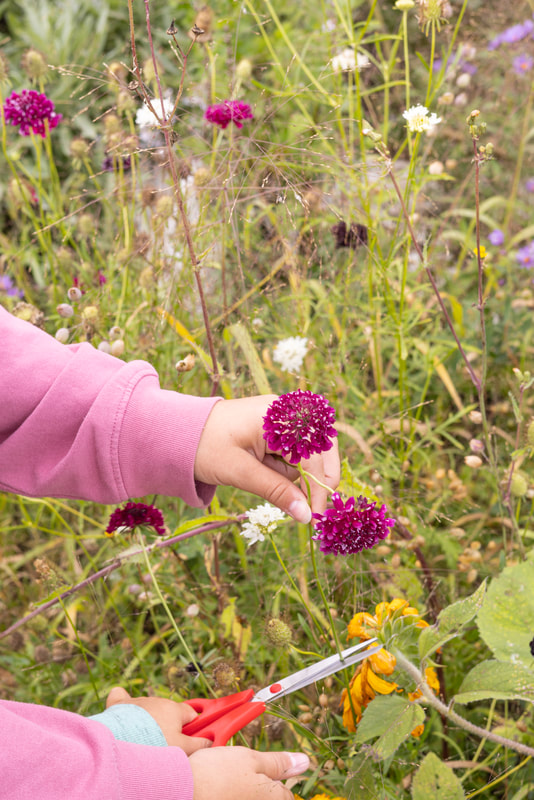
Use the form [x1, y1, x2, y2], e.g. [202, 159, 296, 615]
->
[189, 746, 309, 800]
[105, 687, 211, 754]
[194, 396, 340, 524]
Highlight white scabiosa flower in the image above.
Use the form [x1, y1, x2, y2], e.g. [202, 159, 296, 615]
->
[402, 104, 442, 133]
[136, 98, 175, 143]
[330, 48, 370, 73]
[273, 336, 308, 373]
[241, 503, 286, 547]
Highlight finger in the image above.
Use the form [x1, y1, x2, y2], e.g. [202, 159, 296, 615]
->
[323, 438, 341, 490]
[173, 733, 212, 754]
[177, 702, 200, 727]
[105, 686, 131, 708]
[254, 751, 310, 780]
[262, 453, 300, 483]
[227, 450, 312, 524]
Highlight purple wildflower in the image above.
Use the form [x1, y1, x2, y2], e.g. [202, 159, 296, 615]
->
[517, 241, 534, 269]
[513, 54, 534, 75]
[3, 89, 62, 137]
[488, 229, 505, 246]
[102, 154, 132, 172]
[204, 100, 253, 130]
[312, 493, 395, 556]
[0, 275, 24, 298]
[106, 502, 166, 537]
[526, 178, 534, 193]
[262, 390, 337, 464]
[488, 19, 534, 49]
[97, 270, 107, 285]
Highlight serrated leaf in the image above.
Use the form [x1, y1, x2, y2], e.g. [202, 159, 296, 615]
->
[227, 322, 271, 394]
[412, 753, 465, 800]
[455, 659, 534, 705]
[344, 754, 379, 800]
[419, 581, 487, 661]
[477, 559, 534, 669]
[355, 695, 425, 760]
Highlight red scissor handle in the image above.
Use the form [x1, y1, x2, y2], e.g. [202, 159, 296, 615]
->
[183, 689, 265, 746]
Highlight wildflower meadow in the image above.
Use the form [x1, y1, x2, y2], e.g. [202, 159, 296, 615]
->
[2, 0, 534, 797]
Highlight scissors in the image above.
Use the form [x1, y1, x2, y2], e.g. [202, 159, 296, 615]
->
[182, 637, 380, 746]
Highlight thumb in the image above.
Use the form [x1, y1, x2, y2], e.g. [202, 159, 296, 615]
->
[234, 453, 312, 524]
[106, 687, 131, 708]
[254, 751, 310, 780]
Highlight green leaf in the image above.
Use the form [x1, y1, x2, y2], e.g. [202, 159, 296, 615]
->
[455, 659, 534, 704]
[355, 695, 425, 760]
[477, 559, 534, 669]
[227, 322, 272, 394]
[344, 754, 379, 800]
[419, 581, 487, 661]
[412, 753, 465, 800]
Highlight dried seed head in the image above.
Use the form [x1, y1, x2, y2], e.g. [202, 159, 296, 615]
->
[236, 58, 253, 81]
[107, 62, 127, 83]
[13, 302, 44, 327]
[21, 48, 48, 80]
[81, 305, 99, 322]
[212, 662, 238, 690]
[189, 6, 214, 41]
[193, 167, 211, 187]
[510, 472, 528, 498]
[70, 138, 90, 161]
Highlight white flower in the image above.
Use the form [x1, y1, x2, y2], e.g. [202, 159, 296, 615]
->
[330, 48, 370, 73]
[135, 97, 174, 129]
[402, 104, 442, 133]
[273, 336, 308, 373]
[240, 503, 286, 547]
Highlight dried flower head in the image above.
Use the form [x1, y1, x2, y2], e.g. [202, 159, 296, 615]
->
[106, 502, 166, 537]
[3, 89, 62, 137]
[313, 493, 395, 555]
[204, 100, 253, 130]
[262, 390, 337, 464]
[416, 0, 453, 34]
[21, 49, 48, 80]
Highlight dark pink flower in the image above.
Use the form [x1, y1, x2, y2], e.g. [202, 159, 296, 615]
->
[262, 390, 337, 464]
[3, 89, 62, 137]
[204, 100, 253, 129]
[106, 502, 166, 537]
[312, 493, 395, 556]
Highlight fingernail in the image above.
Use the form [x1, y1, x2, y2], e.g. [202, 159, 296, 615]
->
[286, 753, 310, 776]
[288, 499, 312, 524]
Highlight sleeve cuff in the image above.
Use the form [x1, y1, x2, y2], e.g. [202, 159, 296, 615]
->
[88, 704, 168, 747]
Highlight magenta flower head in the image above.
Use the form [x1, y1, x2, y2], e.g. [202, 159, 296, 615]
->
[262, 390, 337, 464]
[204, 100, 253, 130]
[106, 502, 166, 537]
[313, 493, 395, 556]
[3, 89, 62, 137]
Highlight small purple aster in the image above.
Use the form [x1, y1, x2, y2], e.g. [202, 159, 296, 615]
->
[513, 54, 534, 75]
[204, 100, 253, 130]
[517, 241, 534, 269]
[488, 229, 504, 247]
[526, 178, 534, 193]
[312, 493, 395, 556]
[489, 19, 534, 50]
[0, 275, 24, 298]
[106, 502, 166, 537]
[262, 390, 337, 464]
[3, 89, 62, 137]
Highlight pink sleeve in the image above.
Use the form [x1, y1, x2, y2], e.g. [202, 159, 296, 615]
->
[0, 699, 194, 800]
[0, 305, 221, 505]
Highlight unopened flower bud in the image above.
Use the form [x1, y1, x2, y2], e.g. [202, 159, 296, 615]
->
[109, 326, 123, 340]
[21, 48, 48, 80]
[70, 138, 90, 161]
[236, 58, 253, 81]
[469, 410, 483, 424]
[57, 303, 74, 318]
[265, 618, 293, 648]
[98, 340, 111, 354]
[55, 327, 69, 343]
[110, 339, 125, 357]
[469, 438, 484, 452]
[428, 160, 444, 175]
[395, 0, 415, 8]
[67, 287, 83, 302]
[510, 472, 528, 498]
[439, 92, 454, 106]
[456, 73, 471, 88]
[464, 455, 483, 469]
[193, 167, 211, 187]
[107, 62, 127, 83]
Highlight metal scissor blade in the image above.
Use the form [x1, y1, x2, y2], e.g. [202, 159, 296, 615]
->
[254, 638, 381, 703]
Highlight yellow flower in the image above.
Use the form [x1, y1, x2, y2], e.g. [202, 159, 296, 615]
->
[341, 657, 399, 731]
[411, 723, 425, 738]
[295, 794, 346, 800]
[473, 245, 487, 259]
[347, 611, 378, 641]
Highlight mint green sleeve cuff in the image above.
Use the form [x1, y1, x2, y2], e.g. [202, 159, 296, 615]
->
[88, 703, 168, 747]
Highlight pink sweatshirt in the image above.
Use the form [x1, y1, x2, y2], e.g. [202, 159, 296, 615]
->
[0, 304, 222, 800]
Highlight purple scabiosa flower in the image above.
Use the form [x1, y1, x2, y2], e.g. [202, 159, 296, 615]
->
[3, 89, 62, 137]
[517, 241, 534, 269]
[513, 54, 534, 75]
[102, 154, 131, 172]
[106, 502, 166, 537]
[262, 390, 337, 464]
[204, 100, 253, 130]
[526, 178, 534, 193]
[313, 493, 395, 556]
[0, 275, 24, 298]
[488, 229, 505, 246]
[97, 270, 107, 285]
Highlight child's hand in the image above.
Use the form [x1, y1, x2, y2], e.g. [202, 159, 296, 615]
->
[105, 687, 211, 753]
[194, 396, 340, 524]
[189, 746, 309, 800]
